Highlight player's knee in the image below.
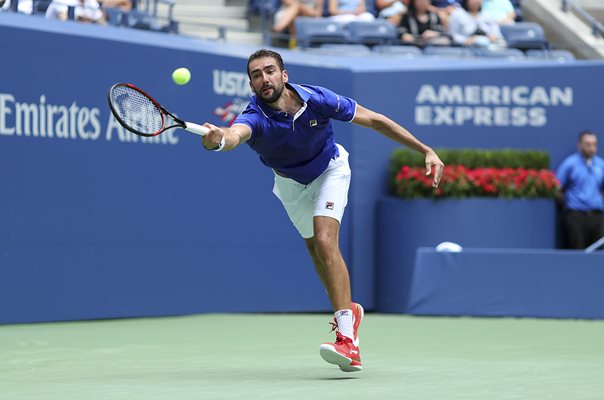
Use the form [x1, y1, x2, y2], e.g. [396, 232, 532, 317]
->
[313, 231, 337, 253]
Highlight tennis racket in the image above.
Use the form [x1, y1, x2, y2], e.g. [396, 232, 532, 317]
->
[108, 83, 209, 137]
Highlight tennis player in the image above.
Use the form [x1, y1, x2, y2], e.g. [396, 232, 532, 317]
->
[201, 49, 444, 372]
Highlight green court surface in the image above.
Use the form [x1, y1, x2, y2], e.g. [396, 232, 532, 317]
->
[1, 314, 603, 400]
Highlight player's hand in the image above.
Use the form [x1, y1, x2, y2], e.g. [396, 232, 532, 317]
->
[425, 150, 444, 188]
[201, 123, 224, 150]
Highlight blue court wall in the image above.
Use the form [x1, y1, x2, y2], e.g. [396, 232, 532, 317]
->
[1, 13, 604, 323]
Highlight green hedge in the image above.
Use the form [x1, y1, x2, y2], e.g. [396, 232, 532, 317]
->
[390, 148, 551, 177]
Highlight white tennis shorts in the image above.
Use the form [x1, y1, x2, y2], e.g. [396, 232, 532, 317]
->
[272, 144, 351, 239]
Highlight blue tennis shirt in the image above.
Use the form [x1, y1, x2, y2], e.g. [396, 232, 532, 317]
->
[556, 152, 604, 211]
[232, 83, 357, 185]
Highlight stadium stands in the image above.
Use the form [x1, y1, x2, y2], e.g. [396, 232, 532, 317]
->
[372, 44, 423, 57]
[422, 44, 474, 58]
[526, 49, 576, 61]
[500, 21, 549, 50]
[471, 46, 526, 60]
[347, 20, 397, 46]
[294, 17, 348, 48]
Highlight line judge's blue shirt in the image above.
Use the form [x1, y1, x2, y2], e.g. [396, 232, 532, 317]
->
[232, 83, 357, 185]
[556, 152, 604, 211]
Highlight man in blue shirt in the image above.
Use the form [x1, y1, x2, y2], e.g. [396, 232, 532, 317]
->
[556, 130, 604, 249]
[201, 49, 444, 372]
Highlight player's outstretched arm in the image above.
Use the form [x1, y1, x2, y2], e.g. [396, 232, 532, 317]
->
[352, 104, 444, 188]
[201, 123, 251, 152]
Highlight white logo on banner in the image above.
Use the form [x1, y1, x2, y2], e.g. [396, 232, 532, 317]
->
[212, 70, 253, 97]
[414, 85, 573, 127]
[0, 93, 178, 145]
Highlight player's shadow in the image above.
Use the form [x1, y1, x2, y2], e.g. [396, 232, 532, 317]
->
[315, 376, 358, 381]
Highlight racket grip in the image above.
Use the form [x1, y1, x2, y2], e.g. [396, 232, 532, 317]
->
[184, 122, 210, 136]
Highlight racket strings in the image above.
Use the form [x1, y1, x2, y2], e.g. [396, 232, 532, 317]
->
[110, 85, 164, 135]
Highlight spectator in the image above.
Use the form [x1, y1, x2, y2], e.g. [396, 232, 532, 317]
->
[1, 0, 33, 14]
[399, 0, 450, 46]
[481, 0, 515, 25]
[556, 130, 604, 249]
[328, 0, 375, 22]
[45, 0, 105, 23]
[99, 0, 132, 11]
[375, 0, 407, 22]
[273, 0, 323, 34]
[448, 0, 505, 47]
[430, 0, 460, 26]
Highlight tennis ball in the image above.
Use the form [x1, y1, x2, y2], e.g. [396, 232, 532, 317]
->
[172, 68, 191, 85]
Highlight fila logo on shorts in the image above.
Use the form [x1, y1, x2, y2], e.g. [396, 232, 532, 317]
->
[326, 201, 335, 210]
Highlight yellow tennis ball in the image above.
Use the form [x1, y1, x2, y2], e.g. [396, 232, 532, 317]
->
[172, 68, 191, 85]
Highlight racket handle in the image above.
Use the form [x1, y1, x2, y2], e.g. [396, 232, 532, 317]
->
[184, 122, 210, 136]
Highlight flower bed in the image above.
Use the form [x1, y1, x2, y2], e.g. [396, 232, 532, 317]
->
[390, 149, 560, 199]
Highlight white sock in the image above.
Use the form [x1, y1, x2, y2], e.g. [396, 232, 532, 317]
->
[335, 309, 354, 340]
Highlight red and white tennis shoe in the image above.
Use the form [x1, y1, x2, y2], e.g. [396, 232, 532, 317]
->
[319, 302, 364, 372]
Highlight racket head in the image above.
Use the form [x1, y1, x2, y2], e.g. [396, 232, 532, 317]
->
[108, 83, 168, 137]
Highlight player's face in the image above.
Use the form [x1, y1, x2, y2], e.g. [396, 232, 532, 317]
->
[578, 134, 597, 159]
[248, 57, 288, 104]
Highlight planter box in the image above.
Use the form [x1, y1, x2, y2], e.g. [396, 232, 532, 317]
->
[376, 196, 556, 313]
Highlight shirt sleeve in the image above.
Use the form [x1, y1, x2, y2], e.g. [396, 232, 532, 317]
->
[556, 158, 571, 190]
[231, 105, 262, 145]
[312, 85, 357, 122]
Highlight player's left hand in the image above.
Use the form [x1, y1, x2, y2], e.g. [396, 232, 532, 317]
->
[425, 150, 444, 188]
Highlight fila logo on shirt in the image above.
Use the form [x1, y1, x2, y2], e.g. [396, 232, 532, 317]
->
[309, 119, 317, 127]
[326, 202, 335, 210]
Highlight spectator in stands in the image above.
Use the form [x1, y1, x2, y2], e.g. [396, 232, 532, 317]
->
[99, 0, 132, 11]
[328, 0, 375, 22]
[375, 0, 407, 22]
[556, 130, 604, 249]
[1, 0, 33, 14]
[481, 0, 515, 25]
[46, 0, 105, 23]
[430, 0, 460, 26]
[273, 0, 323, 35]
[399, 0, 451, 47]
[448, 0, 505, 47]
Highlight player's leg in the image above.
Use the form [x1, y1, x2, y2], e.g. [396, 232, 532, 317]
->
[309, 146, 363, 372]
[304, 238, 328, 291]
[311, 216, 351, 311]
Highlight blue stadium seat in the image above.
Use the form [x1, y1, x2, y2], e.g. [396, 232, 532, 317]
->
[423, 45, 473, 58]
[295, 17, 348, 48]
[32, 0, 52, 14]
[304, 43, 372, 55]
[500, 22, 548, 50]
[372, 45, 423, 57]
[525, 49, 576, 62]
[472, 47, 525, 59]
[126, 9, 163, 31]
[105, 7, 126, 27]
[347, 20, 397, 46]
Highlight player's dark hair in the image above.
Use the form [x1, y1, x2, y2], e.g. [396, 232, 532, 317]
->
[247, 49, 285, 78]
[578, 130, 596, 141]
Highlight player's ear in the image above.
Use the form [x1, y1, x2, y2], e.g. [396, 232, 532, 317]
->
[282, 69, 288, 83]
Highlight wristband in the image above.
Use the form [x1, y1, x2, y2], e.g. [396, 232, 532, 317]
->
[207, 136, 226, 152]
